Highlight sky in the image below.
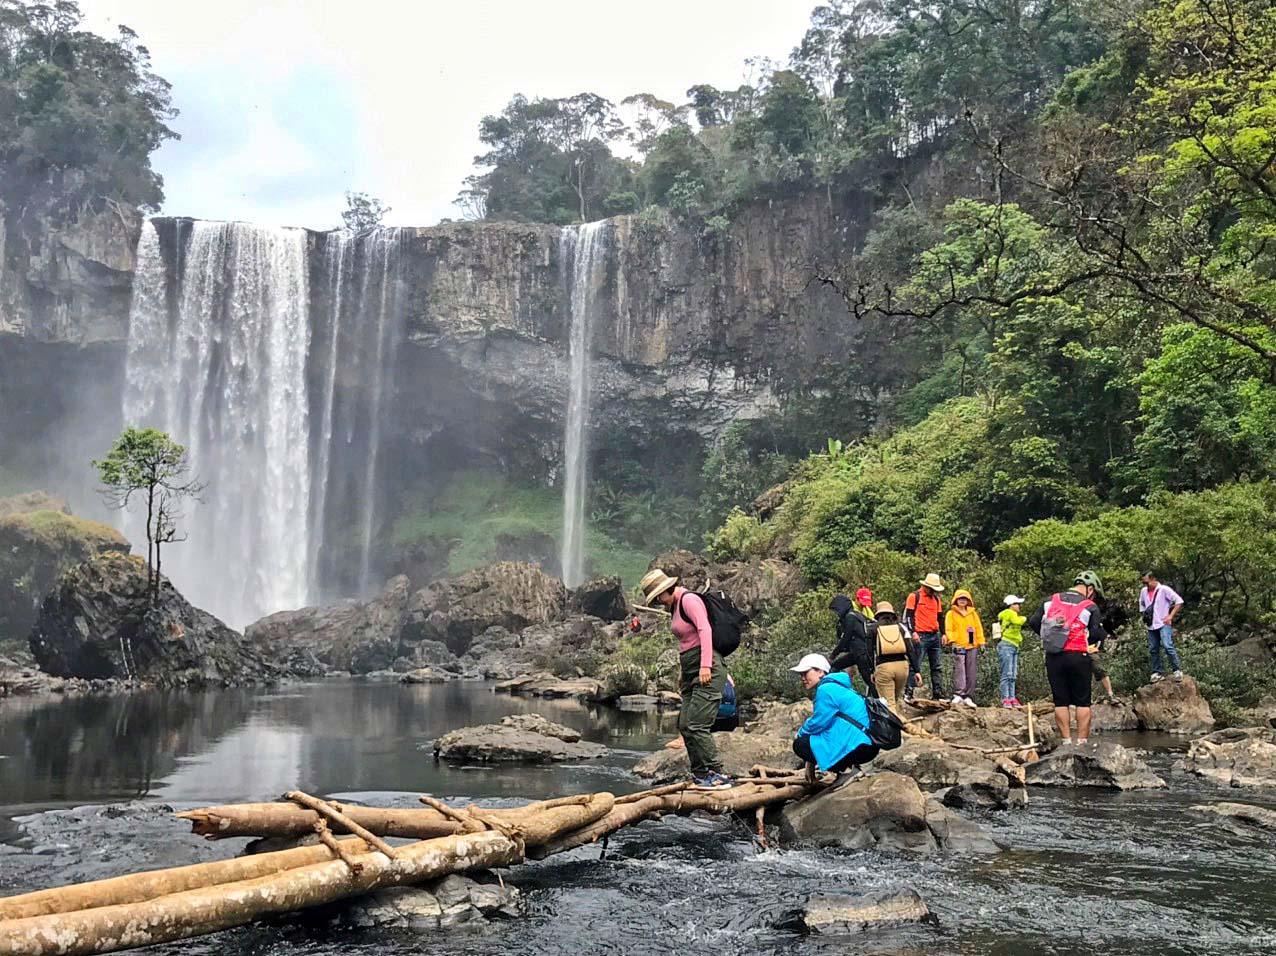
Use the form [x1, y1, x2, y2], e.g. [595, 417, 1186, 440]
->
[83, 0, 817, 230]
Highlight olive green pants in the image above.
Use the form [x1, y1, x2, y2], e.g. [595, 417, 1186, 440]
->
[678, 647, 726, 775]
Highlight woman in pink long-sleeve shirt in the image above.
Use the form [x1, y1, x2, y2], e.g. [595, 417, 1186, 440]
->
[640, 568, 730, 789]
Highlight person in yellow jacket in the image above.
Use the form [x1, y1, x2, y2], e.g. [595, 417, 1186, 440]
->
[944, 589, 985, 708]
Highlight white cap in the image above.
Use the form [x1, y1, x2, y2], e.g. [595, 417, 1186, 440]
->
[790, 653, 832, 674]
[1004, 594, 1026, 606]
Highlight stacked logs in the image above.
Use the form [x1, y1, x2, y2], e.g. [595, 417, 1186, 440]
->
[0, 771, 822, 956]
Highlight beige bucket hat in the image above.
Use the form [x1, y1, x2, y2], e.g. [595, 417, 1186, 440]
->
[919, 572, 946, 592]
[640, 568, 678, 605]
[875, 600, 897, 616]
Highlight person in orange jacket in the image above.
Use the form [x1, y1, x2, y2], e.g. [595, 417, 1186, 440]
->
[944, 589, 985, 708]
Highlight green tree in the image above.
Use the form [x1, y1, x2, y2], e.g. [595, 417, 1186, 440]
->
[340, 190, 390, 231]
[0, 0, 177, 220]
[94, 427, 202, 605]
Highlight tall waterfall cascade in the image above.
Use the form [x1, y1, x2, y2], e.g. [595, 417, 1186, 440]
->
[559, 221, 609, 589]
[123, 221, 403, 628]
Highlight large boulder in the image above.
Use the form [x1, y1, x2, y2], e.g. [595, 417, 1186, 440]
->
[432, 718, 606, 763]
[916, 704, 1059, 752]
[1025, 742, 1166, 790]
[746, 700, 814, 738]
[0, 508, 129, 641]
[403, 563, 568, 655]
[632, 732, 803, 782]
[29, 551, 282, 686]
[568, 577, 628, 621]
[245, 576, 411, 674]
[1091, 698, 1140, 733]
[717, 559, 807, 619]
[646, 550, 712, 590]
[1178, 727, 1276, 788]
[775, 888, 932, 935]
[873, 738, 1015, 809]
[1133, 676, 1215, 734]
[778, 771, 1003, 854]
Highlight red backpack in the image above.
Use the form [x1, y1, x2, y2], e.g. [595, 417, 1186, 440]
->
[1040, 594, 1094, 654]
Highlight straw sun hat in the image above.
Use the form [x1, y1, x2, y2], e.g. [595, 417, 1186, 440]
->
[919, 572, 946, 591]
[640, 568, 678, 605]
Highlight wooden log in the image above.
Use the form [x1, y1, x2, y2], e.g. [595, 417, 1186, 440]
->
[0, 796, 614, 956]
[177, 803, 463, 841]
[0, 838, 374, 920]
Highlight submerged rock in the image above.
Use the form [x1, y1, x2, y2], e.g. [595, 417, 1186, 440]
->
[1133, 676, 1215, 734]
[1193, 802, 1276, 832]
[339, 874, 521, 929]
[493, 672, 604, 700]
[1178, 727, 1276, 788]
[776, 888, 932, 935]
[778, 771, 1004, 854]
[29, 552, 283, 687]
[1025, 742, 1166, 790]
[433, 719, 606, 763]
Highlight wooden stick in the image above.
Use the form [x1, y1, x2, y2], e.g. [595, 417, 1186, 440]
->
[616, 782, 690, 804]
[312, 821, 364, 874]
[754, 806, 768, 850]
[284, 791, 398, 860]
[419, 796, 484, 833]
[1028, 704, 1036, 748]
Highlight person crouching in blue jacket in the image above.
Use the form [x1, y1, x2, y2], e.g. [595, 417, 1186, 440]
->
[790, 653, 878, 786]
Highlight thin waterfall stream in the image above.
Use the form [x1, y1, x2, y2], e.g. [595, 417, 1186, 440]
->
[559, 221, 609, 589]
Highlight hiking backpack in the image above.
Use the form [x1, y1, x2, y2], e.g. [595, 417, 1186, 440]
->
[875, 622, 907, 657]
[676, 588, 749, 657]
[1040, 594, 1094, 654]
[836, 697, 903, 751]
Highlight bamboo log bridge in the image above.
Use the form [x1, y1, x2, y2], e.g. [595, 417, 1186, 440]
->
[0, 776, 825, 956]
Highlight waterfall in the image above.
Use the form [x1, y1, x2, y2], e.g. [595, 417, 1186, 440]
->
[124, 221, 404, 627]
[125, 221, 312, 628]
[559, 221, 608, 588]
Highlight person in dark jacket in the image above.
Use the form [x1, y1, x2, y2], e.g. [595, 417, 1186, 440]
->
[829, 594, 875, 691]
[790, 653, 878, 785]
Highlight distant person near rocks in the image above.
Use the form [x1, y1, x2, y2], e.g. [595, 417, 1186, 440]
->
[870, 601, 916, 715]
[789, 653, 878, 788]
[904, 573, 946, 700]
[1088, 600, 1120, 704]
[998, 595, 1027, 707]
[1028, 571, 1108, 746]
[712, 675, 740, 732]
[944, 589, 985, 708]
[1139, 571, 1186, 682]
[828, 593, 875, 692]
[641, 568, 732, 790]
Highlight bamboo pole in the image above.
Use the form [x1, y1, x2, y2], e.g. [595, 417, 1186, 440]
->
[0, 797, 614, 956]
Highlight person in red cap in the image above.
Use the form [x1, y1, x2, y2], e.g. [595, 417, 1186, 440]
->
[855, 587, 874, 619]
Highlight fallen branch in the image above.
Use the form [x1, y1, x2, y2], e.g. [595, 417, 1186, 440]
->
[285, 791, 398, 859]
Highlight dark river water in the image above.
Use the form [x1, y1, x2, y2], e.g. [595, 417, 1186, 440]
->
[2, 680, 1276, 955]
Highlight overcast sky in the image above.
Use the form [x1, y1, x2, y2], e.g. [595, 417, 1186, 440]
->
[83, 0, 816, 229]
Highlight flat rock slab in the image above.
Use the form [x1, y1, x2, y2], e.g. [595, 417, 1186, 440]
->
[433, 723, 606, 763]
[1025, 741, 1166, 790]
[617, 694, 661, 710]
[499, 713, 581, 742]
[1193, 802, 1276, 831]
[1178, 727, 1276, 788]
[916, 705, 1058, 751]
[775, 888, 933, 934]
[400, 667, 451, 684]
[1133, 676, 1215, 734]
[778, 771, 1004, 855]
[493, 672, 603, 700]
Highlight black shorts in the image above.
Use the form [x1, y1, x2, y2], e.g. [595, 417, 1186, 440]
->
[1046, 652, 1093, 708]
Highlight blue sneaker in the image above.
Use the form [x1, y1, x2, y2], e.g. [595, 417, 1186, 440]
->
[691, 772, 732, 790]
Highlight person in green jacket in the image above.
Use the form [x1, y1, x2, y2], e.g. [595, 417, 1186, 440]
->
[998, 595, 1027, 707]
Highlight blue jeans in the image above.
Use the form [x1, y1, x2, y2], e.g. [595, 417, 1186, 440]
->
[998, 642, 1020, 700]
[919, 633, 943, 697]
[1147, 625, 1182, 673]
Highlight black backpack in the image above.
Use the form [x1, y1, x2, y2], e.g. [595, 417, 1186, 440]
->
[836, 697, 903, 751]
[676, 588, 749, 657]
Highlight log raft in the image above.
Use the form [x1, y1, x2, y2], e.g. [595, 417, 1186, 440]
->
[0, 776, 823, 956]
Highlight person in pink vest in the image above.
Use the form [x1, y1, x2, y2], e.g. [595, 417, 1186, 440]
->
[1026, 571, 1108, 745]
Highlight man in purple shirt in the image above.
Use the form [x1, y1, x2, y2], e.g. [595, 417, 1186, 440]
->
[1139, 572, 1186, 682]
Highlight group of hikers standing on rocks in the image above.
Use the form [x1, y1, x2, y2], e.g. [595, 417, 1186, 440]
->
[639, 566, 1189, 791]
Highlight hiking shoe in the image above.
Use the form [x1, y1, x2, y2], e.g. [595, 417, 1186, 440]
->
[1001, 698, 1014, 709]
[1173, 670, 1184, 681]
[691, 772, 732, 791]
[1150, 673, 1164, 683]
[1010, 698, 1022, 707]
[1104, 694, 1121, 705]
[964, 696, 977, 709]
[950, 695, 964, 705]
[828, 767, 864, 792]
[708, 771, 735, 788]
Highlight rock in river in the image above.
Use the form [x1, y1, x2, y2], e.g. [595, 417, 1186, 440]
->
[1193, 802, 1276, 832]
[29, 551, 284, 687]
[1133, 676, 1215, 734]
[494, 672, 604, 700]
[433, 715, 605, 763]
[632, 731, 802, 781]
[1025, 742, 1166, 790]
[339, 874, 521, 929]
[778, 771, 1004, 854]
[1177, 727, 1276, 788]
[872, 737, 1017, 809]
[775, 888, 933, 934]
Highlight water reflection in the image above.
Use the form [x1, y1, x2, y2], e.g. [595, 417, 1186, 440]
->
[0, 681, 679, 815]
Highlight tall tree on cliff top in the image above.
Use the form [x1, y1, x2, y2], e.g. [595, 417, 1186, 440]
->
[341, 190, 390, 232]
[0, 0, 177, 220]
[462, 92, 631, 224]
[95, 427, 203, 606]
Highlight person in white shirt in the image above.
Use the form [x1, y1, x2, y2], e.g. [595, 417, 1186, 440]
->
[1138, 571, 1186, 682]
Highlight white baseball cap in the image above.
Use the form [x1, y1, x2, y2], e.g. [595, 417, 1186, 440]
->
[789, 653, 832, 674]
[1004, 594, 1026, 606]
